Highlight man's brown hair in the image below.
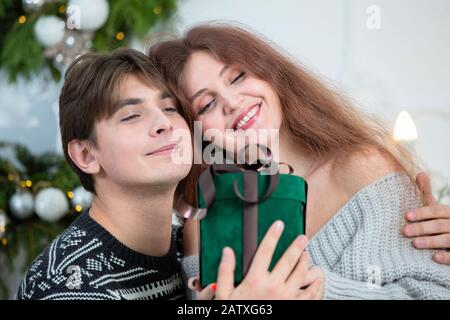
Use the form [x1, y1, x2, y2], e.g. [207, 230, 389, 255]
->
[59, 48, 186, 194]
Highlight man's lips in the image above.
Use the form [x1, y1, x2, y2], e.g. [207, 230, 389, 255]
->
[146, 143, 178, 156]
[231, 102, 262, 131]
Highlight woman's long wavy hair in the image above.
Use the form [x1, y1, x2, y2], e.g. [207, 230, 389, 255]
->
[148, 23, 421, 205]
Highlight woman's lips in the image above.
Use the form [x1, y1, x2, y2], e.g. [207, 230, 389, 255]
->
[232, 102, 262, 131]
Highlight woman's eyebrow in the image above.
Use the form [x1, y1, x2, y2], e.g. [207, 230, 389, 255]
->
[189, 89, 206, 102]
[219, 65, 229, 77]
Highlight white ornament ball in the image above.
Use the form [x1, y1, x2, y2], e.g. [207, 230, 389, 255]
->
[9, 191, 34, 220]
[67, 35, 75, 46]
[68, 0, 109, 31]
[35, 188, 69, 222]
[34, 16, 66, 48]
[71, 186, 93, 210]
[22, 0, 45, 12]
[0, 210, 10, 238]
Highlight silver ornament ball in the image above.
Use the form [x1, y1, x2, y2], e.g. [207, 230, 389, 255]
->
[71, 186, 93, 211]
[34, 15, 66, 48]
[0, 210, 10, 238]
[22, 0, 45, 12]
[35, 188, 69, 222]
[9, 191, 34, 220]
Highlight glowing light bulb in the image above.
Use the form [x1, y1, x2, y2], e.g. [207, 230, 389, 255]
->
[393, 111, 418, 141]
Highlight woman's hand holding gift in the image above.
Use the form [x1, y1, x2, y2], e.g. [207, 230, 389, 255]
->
[192, 220, 324, 300]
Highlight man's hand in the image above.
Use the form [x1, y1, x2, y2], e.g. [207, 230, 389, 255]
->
[403, 172, 450, 265]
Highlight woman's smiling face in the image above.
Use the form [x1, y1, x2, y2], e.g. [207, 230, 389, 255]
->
[183, 50, 284, 150]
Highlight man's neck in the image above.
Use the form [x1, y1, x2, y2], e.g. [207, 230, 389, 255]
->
[89, 182, 176, 257]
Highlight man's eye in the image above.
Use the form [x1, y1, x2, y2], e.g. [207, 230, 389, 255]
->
[163, 107, 179, 113]
[198, 98, 217, 116]
[121, 114, 139, 122]
[231, 71, 245, 84]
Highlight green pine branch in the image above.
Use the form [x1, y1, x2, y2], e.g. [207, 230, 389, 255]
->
[0, 141, 81, 298]
[0, 0, 178, 83]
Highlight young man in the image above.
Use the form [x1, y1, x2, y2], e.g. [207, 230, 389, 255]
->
[16, 49, 194, 300]
[16, 48, 321, 300]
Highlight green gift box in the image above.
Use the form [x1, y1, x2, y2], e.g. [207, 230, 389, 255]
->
[195, 163, 308, 287]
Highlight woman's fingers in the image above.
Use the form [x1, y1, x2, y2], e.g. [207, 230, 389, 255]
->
[296, 277, 323, 300]
[284, 250, 311, 292]
[271, 235, 308, 284]
[187, 276, 201, 291]
[302, 266, 323, 287]
[197, 282, 217, 300]
[215, 247, 236, 299]
[403, 218, 450, 237]
[247, 220, 284, 276]
[412, 234, 450, 249]
[188, 276, 216, 300]
[415, 172, 438, 206]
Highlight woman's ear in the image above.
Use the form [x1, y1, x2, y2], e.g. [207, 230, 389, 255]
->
[67, 139, 100, 174]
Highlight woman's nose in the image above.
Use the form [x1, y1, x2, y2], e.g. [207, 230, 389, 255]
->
[222, 92, 243, 115]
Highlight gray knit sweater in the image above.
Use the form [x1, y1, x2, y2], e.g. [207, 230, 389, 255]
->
[307, 172, 450, 299]
[182, 172, 450, 299]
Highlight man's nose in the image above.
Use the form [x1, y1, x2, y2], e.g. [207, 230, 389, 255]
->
[148, 109, 172, 137]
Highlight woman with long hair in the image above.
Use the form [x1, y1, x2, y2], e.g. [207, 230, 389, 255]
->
[149, 23, 450, 299]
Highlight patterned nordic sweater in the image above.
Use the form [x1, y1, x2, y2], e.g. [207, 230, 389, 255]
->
[16, 211, 186, 300]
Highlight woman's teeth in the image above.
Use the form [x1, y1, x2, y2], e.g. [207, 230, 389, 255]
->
[235, 104, 260, 130]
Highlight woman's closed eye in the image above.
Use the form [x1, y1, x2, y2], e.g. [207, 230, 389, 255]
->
[198, 98, 217, 116]
[231, 71, 245, 85]
[196, 71, 245, 116]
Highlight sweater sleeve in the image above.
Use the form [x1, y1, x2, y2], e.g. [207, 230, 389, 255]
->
[181, 255, 200, 300]
[308, 172, 450, 300]
[322, 269, 450, 300]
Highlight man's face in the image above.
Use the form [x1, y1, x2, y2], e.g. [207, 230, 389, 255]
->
[92, 73, 192, 191]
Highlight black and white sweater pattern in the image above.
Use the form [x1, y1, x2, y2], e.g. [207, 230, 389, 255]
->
[16, 211, 186, 300]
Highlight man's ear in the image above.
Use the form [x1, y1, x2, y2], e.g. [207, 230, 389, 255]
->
[67, 139, 101, 174]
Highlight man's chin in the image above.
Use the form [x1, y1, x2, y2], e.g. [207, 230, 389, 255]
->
[148, 168, 191, 187]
